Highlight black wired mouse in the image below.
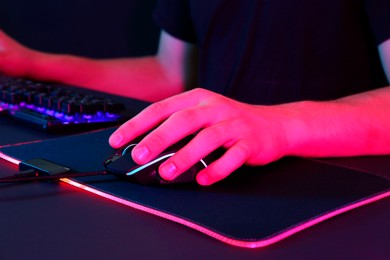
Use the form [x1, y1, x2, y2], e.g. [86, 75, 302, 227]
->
[103, 135, 223, 185]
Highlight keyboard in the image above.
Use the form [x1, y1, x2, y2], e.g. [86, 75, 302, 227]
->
[0, 74, 127, 132]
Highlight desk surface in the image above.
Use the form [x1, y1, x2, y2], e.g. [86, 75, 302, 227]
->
[0, 117, 389, 260]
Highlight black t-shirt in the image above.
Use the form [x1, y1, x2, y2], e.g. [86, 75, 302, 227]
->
[154, 0, 390, 104]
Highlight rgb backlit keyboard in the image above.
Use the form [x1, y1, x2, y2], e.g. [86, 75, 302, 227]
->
[0, 74, 126, 132]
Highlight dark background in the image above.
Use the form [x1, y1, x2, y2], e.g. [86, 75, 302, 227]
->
[0, 2, 389, 259]
[0, 0, 160, 58]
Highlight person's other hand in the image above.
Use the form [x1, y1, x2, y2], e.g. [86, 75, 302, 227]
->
[0, 29, 34, 77]
[109, 88, 296, 185]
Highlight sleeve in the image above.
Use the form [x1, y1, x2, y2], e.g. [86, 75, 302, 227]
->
[366, 0, 390, 45]
[153, 0, 197, 43]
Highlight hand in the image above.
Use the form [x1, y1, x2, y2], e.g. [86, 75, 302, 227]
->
[0, 29, 34, 76]
[109, 88, 294, 185]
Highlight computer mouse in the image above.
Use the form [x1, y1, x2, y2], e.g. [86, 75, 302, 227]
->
[103, 135, 223, 185]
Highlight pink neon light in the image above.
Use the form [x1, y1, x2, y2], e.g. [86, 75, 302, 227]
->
[0, 139, 43, 149]
[61, 178, 390, 248]
[0, 139, 47, 167]
[0, 152, 21, 166]
[0, 151, 389, 248]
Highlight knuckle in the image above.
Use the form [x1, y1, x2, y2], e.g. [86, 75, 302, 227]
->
[119, 119, 136, 132]
[231, 143, 251, 162]
[190, 87, 206, 95]
[169, 108, 198, 126]
[188, 87, 212, 99]
[200, 127, 225, 145]
[144, 132, 168, 150]
[172, 151, 193, 171]
[238, 145, 250, 159]
[145, 100, 170, 116]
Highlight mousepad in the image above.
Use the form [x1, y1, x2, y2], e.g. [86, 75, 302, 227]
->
[0, 127, 389, 248]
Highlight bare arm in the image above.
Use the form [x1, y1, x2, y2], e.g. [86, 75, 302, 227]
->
[0, 30, 198, 102]
[287, 39, 390, 157]
[109, 39, 390, 185]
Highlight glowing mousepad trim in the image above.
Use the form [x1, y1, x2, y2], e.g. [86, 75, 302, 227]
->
[0, 128, 389, 248]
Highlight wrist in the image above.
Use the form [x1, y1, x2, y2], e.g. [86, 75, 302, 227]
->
[22, 48, 47, 78]
[25, 51, 85, 84]
[274, 101, 316, 157]
[279, 100, 351, 158]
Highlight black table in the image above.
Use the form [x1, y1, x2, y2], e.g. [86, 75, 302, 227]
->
[0, 117, 389, 260]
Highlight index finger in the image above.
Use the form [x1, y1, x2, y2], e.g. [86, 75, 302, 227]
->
[109, 88, 210, 148]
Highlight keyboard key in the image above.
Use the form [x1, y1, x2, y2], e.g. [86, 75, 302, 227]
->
[0, 74, 127, 131]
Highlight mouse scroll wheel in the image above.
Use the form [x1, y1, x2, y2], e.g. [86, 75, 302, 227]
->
[121, 144, 137, 156]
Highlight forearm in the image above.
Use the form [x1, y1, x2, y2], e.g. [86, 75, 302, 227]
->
[24, 51, 184, 102]
[282, 86, 390, 158]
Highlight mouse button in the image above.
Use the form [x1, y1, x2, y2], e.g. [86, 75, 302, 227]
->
[163, 160, 205, 184]
[166, 148, 224, 184]
[126, 152, 174, 177]
[126, 166, 162, 185]
[105, 153, 138, 175]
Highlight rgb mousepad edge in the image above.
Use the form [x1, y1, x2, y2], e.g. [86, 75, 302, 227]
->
[0, 127, 389, 248]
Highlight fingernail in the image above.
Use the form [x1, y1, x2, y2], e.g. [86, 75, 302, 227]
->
[109, 134, 123, 147]
[160, 162, 177, 180]
[133, 146, 150, 162]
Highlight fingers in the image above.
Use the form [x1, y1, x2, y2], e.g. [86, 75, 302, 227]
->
[157, 123, 251, 186]
[107, 88, 259, 186]
[109, 88, 211, 148]
[130, 108, 206, 163]
[157, 123, 233, 180]
[196, 142, 250, 185]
